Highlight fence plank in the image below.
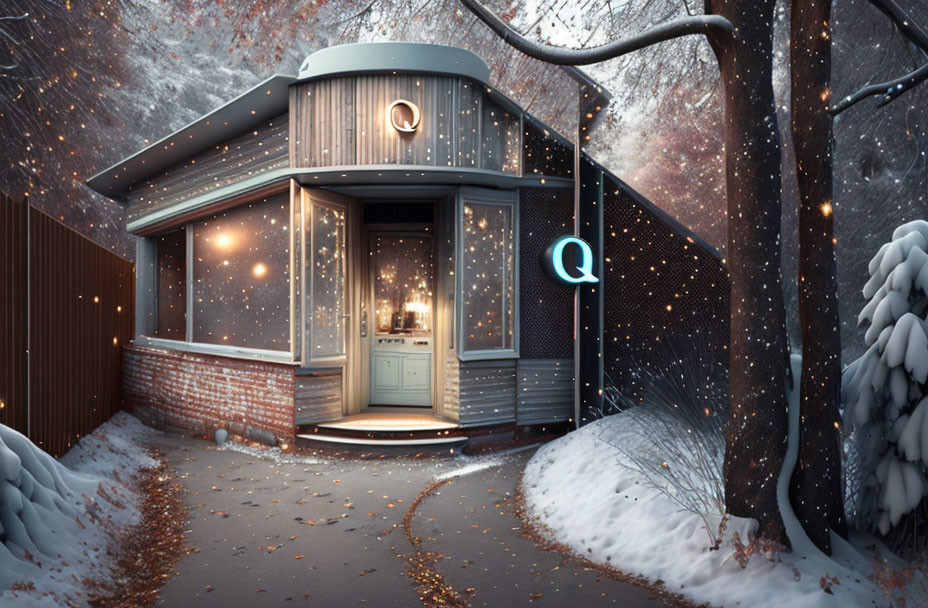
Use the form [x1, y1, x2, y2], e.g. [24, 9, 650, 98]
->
[0, 192, 134, 457]
[0, 194, 28, 433]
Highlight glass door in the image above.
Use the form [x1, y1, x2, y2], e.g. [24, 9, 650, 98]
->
[303, 191, 349, 363]
[368, 232, 435, 407]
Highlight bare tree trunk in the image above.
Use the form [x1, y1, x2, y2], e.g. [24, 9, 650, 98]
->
[789, 0, 847, 555]
[705, 0, 790, 545]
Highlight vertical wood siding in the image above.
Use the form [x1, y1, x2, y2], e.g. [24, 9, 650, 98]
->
[29, 207, 135, 456]
[0, 193, 135, 457]
[291, 76, 519, 174]
[126, 114, 289, 223]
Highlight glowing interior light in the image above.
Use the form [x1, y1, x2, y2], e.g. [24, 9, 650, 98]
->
[252, 262, 268, 278]
[214, 233, 232, 248]
[405, 301, 429, 314]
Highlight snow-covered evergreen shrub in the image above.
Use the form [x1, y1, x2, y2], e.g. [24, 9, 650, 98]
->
[843, 220, 928, 535]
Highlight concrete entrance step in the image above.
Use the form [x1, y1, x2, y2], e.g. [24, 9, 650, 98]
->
[297, 433, 467, 447]
[316, 413, 458, 433]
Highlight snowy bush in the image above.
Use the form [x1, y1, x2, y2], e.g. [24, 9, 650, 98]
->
[599, 340, 728, 544]
[843, 220, 928, 536]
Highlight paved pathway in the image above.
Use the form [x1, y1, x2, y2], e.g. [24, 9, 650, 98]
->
[151, 431, 674, 607]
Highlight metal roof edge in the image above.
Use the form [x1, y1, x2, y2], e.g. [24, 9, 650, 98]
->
[295, 42, 491, 85]
[86, 74, 296, 200]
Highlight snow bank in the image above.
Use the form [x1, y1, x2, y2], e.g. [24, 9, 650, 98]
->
[0, 411, 157, 607]
[522, 411, 895, 607]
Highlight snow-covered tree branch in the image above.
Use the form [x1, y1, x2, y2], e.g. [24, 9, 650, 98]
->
[831, 0, 928, 115]
[459, 0, 732, 65]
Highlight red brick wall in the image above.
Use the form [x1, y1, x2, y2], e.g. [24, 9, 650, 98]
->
[123, 345, 295, 445]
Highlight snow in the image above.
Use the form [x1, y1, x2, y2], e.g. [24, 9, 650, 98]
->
[844, 220, 928, 534]
[0, 411, 157, 607]
[521, 381, 909, 607]
[217, 440, 327, 466]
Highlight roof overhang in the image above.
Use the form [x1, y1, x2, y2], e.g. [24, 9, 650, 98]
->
[126, 166, 572, 235]
[86, 74, 296, 200]
[86, 43, 594, 202]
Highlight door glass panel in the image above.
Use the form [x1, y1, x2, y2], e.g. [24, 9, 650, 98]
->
[308, 202, 346, 358]
[372, 235, 434, 336]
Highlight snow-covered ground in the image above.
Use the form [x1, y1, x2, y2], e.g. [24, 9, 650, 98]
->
[521, 408, 918, 607]
[0, 412, 158, 607]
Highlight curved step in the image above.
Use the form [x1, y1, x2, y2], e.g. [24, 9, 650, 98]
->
[297, 433, 468, 447]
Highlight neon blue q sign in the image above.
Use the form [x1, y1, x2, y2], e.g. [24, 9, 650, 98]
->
[543, 236, 599, 284]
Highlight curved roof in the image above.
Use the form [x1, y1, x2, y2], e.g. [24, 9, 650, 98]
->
[297, 42, 491, 85]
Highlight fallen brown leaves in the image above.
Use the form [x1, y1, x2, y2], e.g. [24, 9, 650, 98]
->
[87, 449, 187, 608]
[402, 479, 471, 608]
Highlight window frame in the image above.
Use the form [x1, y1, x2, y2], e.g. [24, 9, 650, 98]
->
[301, 187, 350, 366]
[135, 188, 298, 364]
[454, 186, 520, 361]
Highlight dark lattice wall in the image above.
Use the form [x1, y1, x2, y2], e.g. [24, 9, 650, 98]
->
[600, 172, 730, 415]
[519, 186, 575, 359]
[522, 117, 573, 179]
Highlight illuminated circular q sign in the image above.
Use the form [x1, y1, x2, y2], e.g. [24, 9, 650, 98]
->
[388, 99, 421, 133]
[542, 235, 599, 285]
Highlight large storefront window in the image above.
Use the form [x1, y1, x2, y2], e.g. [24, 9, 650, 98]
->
[154, 228, 187, 339]
[191, 194, 290, 350]
[457, 189, 518, 360]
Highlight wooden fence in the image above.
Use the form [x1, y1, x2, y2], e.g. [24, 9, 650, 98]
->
[0, 193, 134, 456]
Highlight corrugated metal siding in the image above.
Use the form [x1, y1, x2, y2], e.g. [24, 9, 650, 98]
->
[457, 360, 517, 427]
[0, 193, 134, 457]
[294, 370, 343, 425]
[0, 194, 28, 433]
[126, 114, 289, 224]
[290, 75, 518, 174]
[516, 359, 573, 425]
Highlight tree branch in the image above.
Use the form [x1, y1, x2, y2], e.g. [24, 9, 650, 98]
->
[831, 60, 928, 115]
[459, 0, 732, 66]
[869, 0, 928, 56]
